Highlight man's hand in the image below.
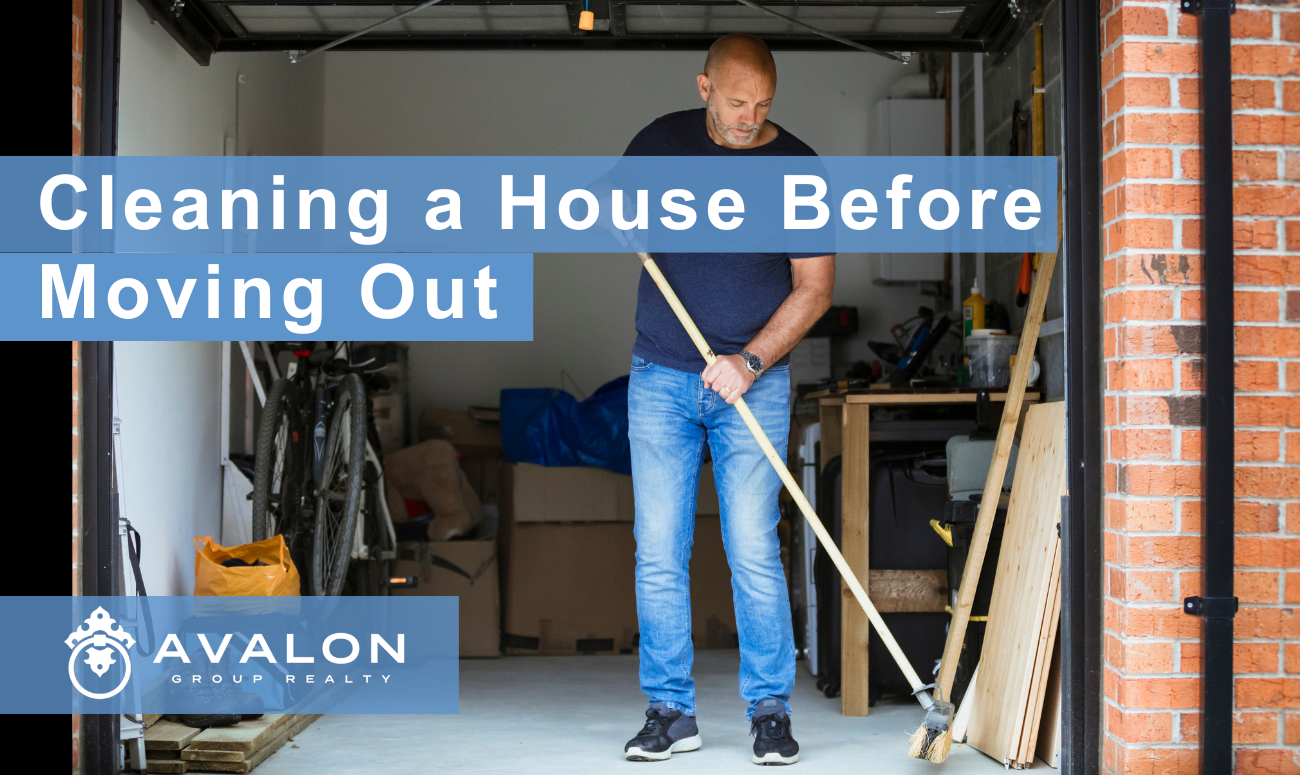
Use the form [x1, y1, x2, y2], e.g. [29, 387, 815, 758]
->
[702, 354, 755, 404]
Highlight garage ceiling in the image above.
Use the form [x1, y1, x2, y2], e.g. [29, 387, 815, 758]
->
[141, 0, 1046, 65]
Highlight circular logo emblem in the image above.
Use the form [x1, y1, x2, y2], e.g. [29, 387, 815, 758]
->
[65, 606, 135, 700]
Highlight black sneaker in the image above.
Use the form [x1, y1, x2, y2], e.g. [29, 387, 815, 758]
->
[750, 699, 799, 765]
[624, 703, 702, 761]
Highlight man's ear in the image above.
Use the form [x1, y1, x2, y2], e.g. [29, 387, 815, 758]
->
[696, 73, 710, 102]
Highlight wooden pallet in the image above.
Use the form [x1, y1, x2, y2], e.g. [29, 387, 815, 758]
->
[185, 715, 297, 753]
[143, 714, 320, 774]
[144, 721, 203, 751]
[184, 715, 321, 774]
[965, 402, 1067, 769]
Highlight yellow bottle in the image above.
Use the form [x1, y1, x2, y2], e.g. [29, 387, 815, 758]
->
[962, 281, 987, 339]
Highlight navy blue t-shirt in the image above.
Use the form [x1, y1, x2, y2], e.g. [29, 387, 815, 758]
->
[624, 108, 830, 374]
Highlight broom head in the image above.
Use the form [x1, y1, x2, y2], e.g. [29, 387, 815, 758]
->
[907, 699, 955, 763]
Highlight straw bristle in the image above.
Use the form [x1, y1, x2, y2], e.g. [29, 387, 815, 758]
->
[909, 700, 955, 762]
[923, 728, 952, 763]
[908, 726, 928, 758]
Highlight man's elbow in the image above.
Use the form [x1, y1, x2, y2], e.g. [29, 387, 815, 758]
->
[814, 284, 834, 319]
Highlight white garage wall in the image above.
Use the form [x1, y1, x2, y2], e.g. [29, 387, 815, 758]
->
[118, 0, 325, 156]
[321, 50, 930, 410]
[114, 0, 324, 592]
[114, 342, 224, 596]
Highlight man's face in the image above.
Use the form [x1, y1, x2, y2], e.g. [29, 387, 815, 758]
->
[697, 63, 775, 148]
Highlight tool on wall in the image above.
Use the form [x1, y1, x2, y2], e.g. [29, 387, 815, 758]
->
[634, 251, 956, 759]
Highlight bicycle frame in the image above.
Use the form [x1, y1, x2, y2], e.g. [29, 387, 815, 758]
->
[254, 341, 397, 581]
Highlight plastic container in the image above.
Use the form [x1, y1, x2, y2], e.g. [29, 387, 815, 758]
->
[967, 330, 1017, 388]
[962, 281, 987, 338]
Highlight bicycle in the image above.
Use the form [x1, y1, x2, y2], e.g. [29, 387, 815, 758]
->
[250, 342, 395, 596]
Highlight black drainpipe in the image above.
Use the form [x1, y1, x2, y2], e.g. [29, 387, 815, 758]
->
[1179, 0, 1238, 772]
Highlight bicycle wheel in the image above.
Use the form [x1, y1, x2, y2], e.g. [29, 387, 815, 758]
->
[311, 373, 367, 597]
[252, 378, 302, 542]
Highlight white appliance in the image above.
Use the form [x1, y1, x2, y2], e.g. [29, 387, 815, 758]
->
[797, 423, 820, 677]
[874, 98, 948, 283]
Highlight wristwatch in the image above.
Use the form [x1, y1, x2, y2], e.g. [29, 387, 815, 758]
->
[740, 350, 765, 378]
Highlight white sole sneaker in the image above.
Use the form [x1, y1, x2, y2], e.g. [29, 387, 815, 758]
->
[752, 751, 799, 765]
[625, 735, 703, 761]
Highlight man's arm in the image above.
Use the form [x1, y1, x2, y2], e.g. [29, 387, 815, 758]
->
[702, 255, 835, 404]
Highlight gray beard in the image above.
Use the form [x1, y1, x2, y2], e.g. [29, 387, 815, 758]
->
[707, 101, 762, 147]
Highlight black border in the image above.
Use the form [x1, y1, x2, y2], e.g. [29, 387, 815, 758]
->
[1195, 0, 1237, 770]
[84, 0, 122, 157]
[1061, 0, 1105, 770]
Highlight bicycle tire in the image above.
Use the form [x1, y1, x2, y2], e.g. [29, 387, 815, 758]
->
[252, 378, 301, 542]
[311, 373, 367, 597]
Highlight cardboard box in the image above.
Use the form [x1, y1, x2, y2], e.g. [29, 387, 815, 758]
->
[419, 408, 501, 450]
[372, 393, 405, 453]
[503, 461, 719, 523]
[499, 516, 736, 655]
[459, 450, 506, 506]
[390, 539, 500, 658]
[507, 463, 634, 523]
[500, 521, 637, 655]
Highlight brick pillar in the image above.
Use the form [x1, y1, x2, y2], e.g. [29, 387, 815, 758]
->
[72, 341, 81, 774]
[73, 0, 83, 156]
[1102, 1, 1300, 772]
[71, 4, 85, 766]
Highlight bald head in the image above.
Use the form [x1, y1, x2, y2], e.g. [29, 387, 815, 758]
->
[703, 33, 777, 83]
[697, 34, 779, 148]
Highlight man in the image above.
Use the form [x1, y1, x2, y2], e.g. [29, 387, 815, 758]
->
[621, 33, 835, 766]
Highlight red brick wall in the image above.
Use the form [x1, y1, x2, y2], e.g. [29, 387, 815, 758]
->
[72, 340, 81, 774]
[73, 0, 83, 156]
[1102, 1, 1300, 772]
[72, 1, 84, 766]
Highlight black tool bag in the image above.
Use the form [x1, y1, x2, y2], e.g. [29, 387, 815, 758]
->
[942, 497, 1009, 707]
[869, 453, 950, 570]
[815, 448, 951, 704]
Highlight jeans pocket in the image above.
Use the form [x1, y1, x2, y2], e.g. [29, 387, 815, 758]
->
[630, 355, 654, 373]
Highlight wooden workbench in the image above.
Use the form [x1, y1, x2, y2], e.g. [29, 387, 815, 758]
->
[814, 387, 1039, 717]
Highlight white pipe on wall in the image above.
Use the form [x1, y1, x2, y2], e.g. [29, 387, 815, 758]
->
[952, 53, 962, 313]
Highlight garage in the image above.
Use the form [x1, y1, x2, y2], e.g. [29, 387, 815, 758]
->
[68, 0, 1298, 773]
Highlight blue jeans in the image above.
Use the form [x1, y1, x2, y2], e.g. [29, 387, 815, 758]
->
[628, 354, 794, 719]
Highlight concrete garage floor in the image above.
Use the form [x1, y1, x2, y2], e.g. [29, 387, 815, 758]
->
[257, 650, 1040, 774]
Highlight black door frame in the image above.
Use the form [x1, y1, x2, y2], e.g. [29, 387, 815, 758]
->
[79, 341, 119, 775]
[1061, 0, 1105, 770]
[81, 2, 123, 773]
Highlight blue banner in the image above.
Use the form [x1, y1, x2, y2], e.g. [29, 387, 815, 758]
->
[8, 156, 1055, 254]
[6, 597, 458, 714]
[19, 253, 531, 340]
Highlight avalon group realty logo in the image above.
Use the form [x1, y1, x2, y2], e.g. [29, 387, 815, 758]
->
[0, 596, 459, 714]
[65, 606, 136, 700]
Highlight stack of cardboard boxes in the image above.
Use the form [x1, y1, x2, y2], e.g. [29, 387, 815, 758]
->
[387, 408, 505, 658]
[498, 450, 737, 656]
[403, 406, 739, 658]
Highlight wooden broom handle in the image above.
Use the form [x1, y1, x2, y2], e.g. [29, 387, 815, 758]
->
[635, 252, 929, 696]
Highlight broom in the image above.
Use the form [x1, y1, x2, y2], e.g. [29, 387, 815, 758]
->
[634, 251, 955, 760]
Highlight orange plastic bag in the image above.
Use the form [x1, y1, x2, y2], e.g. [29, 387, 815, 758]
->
[193, 535, 301, 598]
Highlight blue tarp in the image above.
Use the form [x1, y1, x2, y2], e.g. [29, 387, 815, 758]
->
[500, 376, 631, 475]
